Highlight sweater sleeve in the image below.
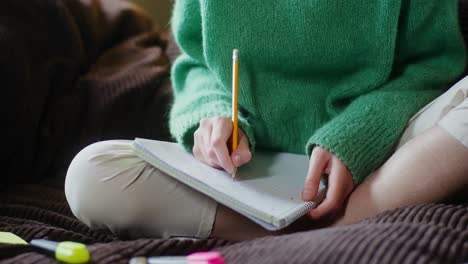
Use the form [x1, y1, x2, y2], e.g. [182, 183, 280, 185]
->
[306, 0, 466, 185]
[169, 0, 255, 152]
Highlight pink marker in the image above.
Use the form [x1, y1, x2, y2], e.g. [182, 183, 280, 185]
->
[129, 251, 225, 264]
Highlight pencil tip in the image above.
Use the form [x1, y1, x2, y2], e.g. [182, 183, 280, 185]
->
[231, 168, 237, 180]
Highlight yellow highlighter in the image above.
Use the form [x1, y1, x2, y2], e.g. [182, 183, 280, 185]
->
[30, 239, 90, 264]
[231, 49, 239, 178]
[0, 233, 90, 263]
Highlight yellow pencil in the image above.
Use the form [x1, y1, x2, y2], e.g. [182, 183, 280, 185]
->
[231, 49, 239, 178]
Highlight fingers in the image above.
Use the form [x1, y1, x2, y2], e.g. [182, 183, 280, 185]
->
[193, 116, 251, 173]
[211, 117, 234, 173]
[308, 158, 344, 219]
[308, 156, 353, 220]
[193, 120, 218, 167]
[303, 147, 330, 201]
[232, 129, 252, 167]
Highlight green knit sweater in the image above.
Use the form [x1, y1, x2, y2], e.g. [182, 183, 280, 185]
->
[169, 0, 466, 185]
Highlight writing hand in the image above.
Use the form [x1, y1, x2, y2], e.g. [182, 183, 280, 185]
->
[193, 116, 251, 173]
[302, 146, 354, 219]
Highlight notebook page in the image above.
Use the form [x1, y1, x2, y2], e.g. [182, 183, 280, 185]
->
[133, 138, 318, 230]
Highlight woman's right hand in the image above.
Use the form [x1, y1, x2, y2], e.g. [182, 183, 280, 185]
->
[193, 116, 252, 173]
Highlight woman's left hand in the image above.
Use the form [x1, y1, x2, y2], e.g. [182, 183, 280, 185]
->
[302, 146, 354, 220]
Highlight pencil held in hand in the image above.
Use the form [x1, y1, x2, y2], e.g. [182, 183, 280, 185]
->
[232, 49, 239, 178]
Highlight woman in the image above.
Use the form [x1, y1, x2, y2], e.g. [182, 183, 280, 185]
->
[65, 0, 468, 240]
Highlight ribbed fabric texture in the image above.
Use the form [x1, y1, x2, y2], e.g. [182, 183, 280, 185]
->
[170, 0, 466, 184]
[1, 184, 468, 264]
[219, 204, 468, 264]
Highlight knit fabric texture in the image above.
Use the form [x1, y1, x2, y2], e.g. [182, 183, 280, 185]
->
[169, 0, 466, 184]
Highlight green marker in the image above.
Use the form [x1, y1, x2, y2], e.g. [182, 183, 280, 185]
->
[30, 239, 90, 264]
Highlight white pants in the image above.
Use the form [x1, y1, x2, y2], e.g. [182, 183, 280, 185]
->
[65, 76, 468, 239]
[65, 140, 217, 239]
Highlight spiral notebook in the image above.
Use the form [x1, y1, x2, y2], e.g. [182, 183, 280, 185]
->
[132, 138, 326, 231]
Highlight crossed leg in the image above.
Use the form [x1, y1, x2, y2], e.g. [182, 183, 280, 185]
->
[66, 78, 468, 240]
[65, 127, 468, 241]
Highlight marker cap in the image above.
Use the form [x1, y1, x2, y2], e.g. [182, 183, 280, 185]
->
[56, 241, 90, 264]
[187, 252, 225, 264]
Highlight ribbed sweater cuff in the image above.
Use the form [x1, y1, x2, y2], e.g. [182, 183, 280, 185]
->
[170, 102, 256, 153]
[306, 118, 397, 186]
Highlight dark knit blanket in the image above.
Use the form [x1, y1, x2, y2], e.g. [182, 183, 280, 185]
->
[1, 0, 468, 263]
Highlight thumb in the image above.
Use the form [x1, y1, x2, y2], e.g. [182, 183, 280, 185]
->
[232, 129, 252, 167]
[303, 148, 329, 201]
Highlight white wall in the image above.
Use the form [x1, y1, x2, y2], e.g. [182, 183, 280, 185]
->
[130, 0, 172, 28]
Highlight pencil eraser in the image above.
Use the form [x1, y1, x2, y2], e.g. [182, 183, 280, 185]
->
[187, 251, 225, 264]
[233, 49, 238, 60]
